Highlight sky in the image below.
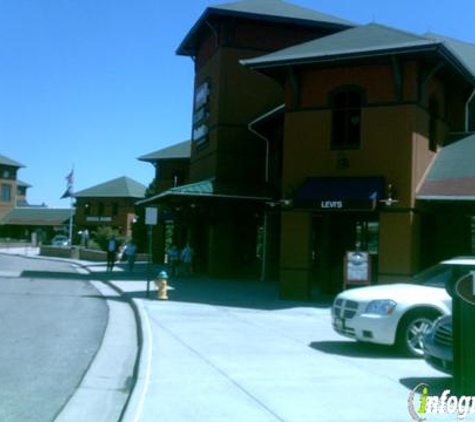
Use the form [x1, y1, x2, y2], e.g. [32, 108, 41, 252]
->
[1, 0, 475, 208]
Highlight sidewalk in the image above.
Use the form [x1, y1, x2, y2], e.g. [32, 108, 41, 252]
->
[0, 248, 451, 422]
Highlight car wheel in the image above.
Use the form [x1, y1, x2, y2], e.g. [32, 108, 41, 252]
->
[397, 311, 439, 357]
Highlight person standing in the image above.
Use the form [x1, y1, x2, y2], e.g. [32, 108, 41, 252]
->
[106, 235, 118, 271]
[180, 243, 194, 276]
[167, 244, 179, 276]
[125, 240, 138, 272]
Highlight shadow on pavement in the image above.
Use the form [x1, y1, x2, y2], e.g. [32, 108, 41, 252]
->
[21, 262, 335, 311]
[400, 376, 453, 394]
[20, 270, 89, 280]
[121, 273, 334, 311]
[309, 340, 403, 358]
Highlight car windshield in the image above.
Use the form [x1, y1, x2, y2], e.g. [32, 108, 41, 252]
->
[411, 264, 455, 288]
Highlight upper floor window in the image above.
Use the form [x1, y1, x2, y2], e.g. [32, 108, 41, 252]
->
[330, 88, 364, 149]
[1, 183, 12, 202]
[112, 202, 119, 216]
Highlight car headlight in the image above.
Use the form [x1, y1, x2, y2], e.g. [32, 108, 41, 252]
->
[365, 299, 397, 315]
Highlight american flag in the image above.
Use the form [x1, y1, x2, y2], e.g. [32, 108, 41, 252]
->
[61, 169, 74, 199]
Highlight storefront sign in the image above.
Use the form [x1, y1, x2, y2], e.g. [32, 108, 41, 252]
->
[295, 198, 377, 211]
[344, 251, 371, 288]
[145, 207, 158, 225]
[86, 216, 112, 222]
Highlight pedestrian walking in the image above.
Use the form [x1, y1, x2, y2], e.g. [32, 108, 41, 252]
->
[106, 235, 118, 271]
[167, 244, 180, 276]
[125, 240, 137, 272]
[180, 243, 194, 276]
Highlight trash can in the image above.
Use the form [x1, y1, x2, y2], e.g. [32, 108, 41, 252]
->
[446, 271, 475, 396]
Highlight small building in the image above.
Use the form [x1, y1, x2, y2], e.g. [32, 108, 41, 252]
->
[74, 176, 146, 238]
[0, 207, 72, 243]
[0, 154, 25, 219]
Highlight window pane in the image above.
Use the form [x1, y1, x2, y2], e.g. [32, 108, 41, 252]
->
[1, 184, 12, 202]
[331, 88, 363, 148]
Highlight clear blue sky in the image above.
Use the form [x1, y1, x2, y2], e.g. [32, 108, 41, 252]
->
[1, 0, 474, 208]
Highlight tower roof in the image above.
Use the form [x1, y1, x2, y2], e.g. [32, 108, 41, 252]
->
[177, 0, 355, 56]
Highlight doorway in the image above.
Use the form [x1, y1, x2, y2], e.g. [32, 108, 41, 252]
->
[311, 214, 379, 295]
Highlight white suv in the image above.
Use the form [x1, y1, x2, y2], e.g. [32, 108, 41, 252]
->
[331, 257, 475, 357]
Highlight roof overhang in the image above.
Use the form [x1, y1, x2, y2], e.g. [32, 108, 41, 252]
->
[137, 179, 271, 206]
[177, 5, 354, 57]
[0, 208, 73, 226]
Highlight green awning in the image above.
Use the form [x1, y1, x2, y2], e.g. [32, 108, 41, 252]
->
[138, 178, 271, 205]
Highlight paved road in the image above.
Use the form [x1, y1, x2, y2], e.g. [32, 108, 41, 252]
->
[0, 255, 108, 422]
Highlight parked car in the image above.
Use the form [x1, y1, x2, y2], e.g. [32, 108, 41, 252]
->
[423, 315, 453, 374]
[331, 257, 475, 357]
[51, 235, 70, 246]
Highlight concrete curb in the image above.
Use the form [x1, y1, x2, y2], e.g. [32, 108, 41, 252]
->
[54, 281, 137, 422]
[119, 298, 153, 422]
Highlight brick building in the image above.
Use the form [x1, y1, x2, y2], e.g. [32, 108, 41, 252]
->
[142, 0, 475, 299]
[74, 176, 146, 239]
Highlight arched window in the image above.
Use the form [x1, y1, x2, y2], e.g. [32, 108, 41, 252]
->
[330, 88, 364, 149]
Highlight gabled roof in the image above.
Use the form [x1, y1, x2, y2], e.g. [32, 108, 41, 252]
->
[425, 33, 475, 83]
[138, 140, 191, 163]
[0, 153, 24, 168]
[0, 208, 72, 226]
[417, 134, 475, 200]
[242, 23, 475, 85]
[241, 23, 438, 68]
[177, 0, 355, 56]
[74, 176, 146, 199]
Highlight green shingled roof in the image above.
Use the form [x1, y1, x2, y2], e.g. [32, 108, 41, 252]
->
[418, 134, 475, 200]
[74, 176, 146, 199]
[0, 208, 72, 226]
[241, 23, 438, 68]
[177, 0, 355, 56]
[138, 140, 191, 163]
[139, 178, 271, 205]
[425, 33, 475, 83]
[242, 23, 475, 85]
[0, 153, 25, 168]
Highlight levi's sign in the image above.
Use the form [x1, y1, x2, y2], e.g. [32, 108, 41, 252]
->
[315, 199, 374, 211]
[294, 195, 378, 211]
[320, 200, 343, 209]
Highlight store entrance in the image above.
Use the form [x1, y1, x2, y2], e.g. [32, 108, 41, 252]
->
[311, 214, 379, 295]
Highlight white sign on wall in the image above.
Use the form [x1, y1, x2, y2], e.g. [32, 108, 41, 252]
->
[145, 207, 158, 225]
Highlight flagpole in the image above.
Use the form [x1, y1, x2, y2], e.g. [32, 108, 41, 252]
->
[61, 165, 75, 246]
[68, 195, 74, 246]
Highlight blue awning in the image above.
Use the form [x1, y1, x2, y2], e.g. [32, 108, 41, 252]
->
[295, 176, 384, 211]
